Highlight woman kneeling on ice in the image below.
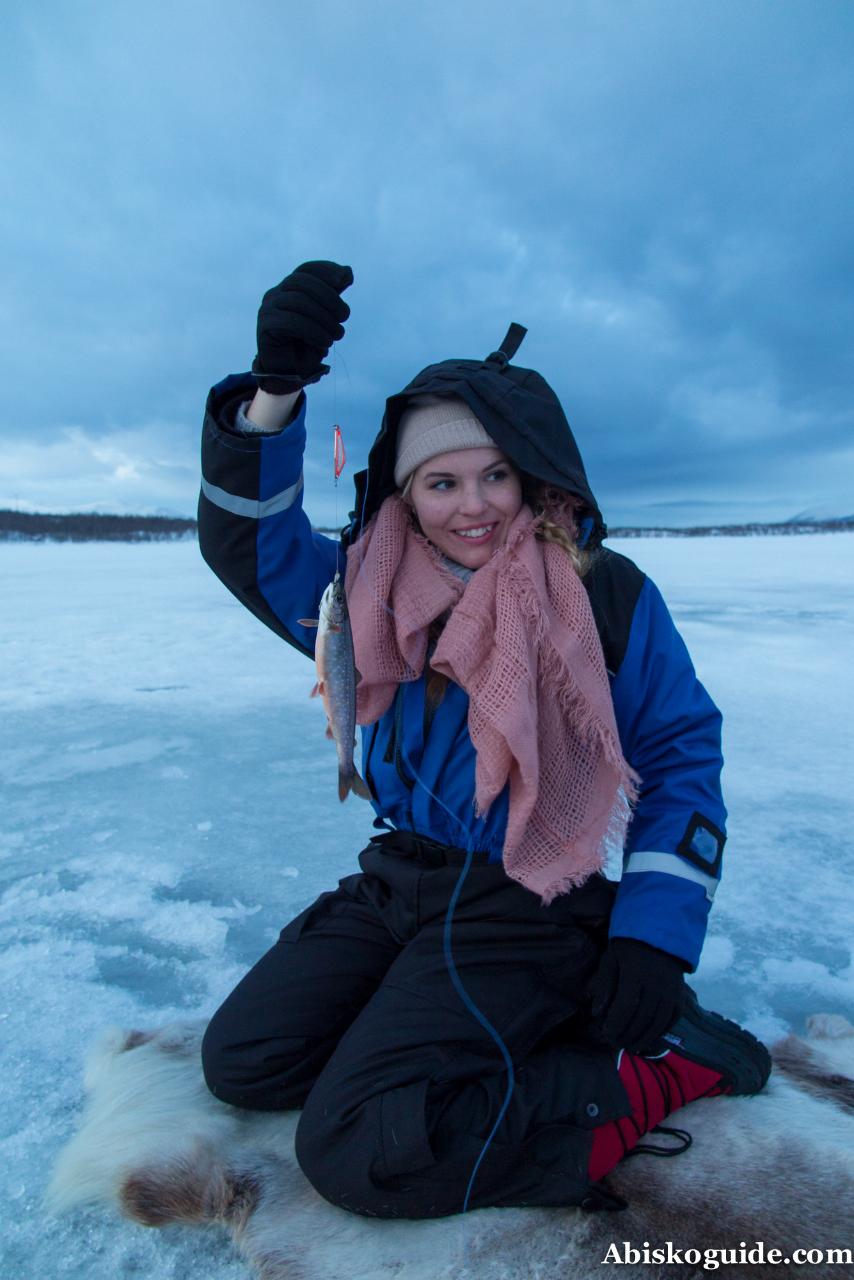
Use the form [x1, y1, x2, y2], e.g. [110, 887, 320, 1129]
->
[198, 261, 770, 1218]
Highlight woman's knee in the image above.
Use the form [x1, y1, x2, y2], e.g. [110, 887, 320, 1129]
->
[200, 1010, 249, 1106]
[201, 1007, 304, 1110]
[294, 1102, 382, 1216]
[294, 1080, 438, 1217]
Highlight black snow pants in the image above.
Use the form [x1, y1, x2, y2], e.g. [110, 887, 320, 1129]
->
[201, 830, 631, 1218]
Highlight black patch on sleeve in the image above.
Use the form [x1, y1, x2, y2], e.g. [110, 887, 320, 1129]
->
[197, 383, 314, 659]
[676, 812, 726, 878]
[583, 547, 646, 676]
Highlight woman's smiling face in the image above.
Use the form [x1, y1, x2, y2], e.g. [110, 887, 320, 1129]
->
[407, 446, 524, 569]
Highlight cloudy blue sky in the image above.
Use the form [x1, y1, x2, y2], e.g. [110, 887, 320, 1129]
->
[2, 0, 852, 527]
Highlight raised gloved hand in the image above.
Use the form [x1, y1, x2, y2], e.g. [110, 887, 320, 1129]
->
[252, 260, 354, 393]
[587, 937, 687, 1052]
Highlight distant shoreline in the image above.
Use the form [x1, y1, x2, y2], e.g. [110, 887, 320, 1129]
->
[1, 509, 852, 543]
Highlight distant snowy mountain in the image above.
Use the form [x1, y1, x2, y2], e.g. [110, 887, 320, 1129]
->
[786, 504, 854, 524]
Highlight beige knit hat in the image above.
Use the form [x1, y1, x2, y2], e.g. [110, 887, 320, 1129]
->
[394, 395, 495, 488]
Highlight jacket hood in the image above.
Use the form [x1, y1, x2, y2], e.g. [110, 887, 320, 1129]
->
[342, 323, 607, 549]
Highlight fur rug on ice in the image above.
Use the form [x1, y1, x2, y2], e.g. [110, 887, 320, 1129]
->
[47, 1017, 854, 1280]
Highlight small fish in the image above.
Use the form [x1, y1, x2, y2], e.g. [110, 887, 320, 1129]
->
[299, 573, 372, 803]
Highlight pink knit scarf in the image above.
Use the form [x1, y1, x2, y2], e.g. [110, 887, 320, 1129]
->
[345, 495, 639, 902]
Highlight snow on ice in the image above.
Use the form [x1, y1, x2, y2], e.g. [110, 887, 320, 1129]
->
[1, 533, 852, 1277]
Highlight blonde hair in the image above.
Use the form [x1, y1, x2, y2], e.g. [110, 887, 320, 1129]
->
[524, 479, 591, 579]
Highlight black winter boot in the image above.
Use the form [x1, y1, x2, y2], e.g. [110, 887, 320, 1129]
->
[646, 988, 772, 1096]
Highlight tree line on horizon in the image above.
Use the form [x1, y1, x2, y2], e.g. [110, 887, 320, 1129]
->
[2, 509, 852, 543]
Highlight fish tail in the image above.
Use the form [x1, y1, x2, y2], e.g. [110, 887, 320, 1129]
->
[338, 768, 372, 803]
[351, 770, 372, 801]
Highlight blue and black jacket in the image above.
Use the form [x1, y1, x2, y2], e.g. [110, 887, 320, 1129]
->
[199, 368, 727, 971]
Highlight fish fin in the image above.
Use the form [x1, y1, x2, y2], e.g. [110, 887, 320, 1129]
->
[325, 724, 334, 740]
[338, 768, 371, 803]
[351, 771, 372, 802]
[310, 681, 324, 698]
[354, 666, 363, 685]
[298, 618, 319, 628]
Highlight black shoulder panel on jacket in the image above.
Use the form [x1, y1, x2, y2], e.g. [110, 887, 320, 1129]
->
[197, 386, 314, 660]
[583, 546, 646, 676]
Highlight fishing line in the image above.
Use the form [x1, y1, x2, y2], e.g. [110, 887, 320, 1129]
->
[331, 361, 345, 580]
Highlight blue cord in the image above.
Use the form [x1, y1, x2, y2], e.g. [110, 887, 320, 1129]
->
[397, 736, 517, 1214]
[350, 441, 517, 1214]
[442, 847, 517, 1212]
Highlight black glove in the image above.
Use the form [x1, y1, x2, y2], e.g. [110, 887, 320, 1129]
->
[252, 260, 354, 393]
[587, 938, 687, 1052]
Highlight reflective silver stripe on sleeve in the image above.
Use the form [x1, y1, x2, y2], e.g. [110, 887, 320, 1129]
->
[623, 850, 720, 902]
[201, 473, 303, 519]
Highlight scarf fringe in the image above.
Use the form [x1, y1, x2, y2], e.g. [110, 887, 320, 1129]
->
[502, 550, 639, 786]
[511, 785, 637, 905]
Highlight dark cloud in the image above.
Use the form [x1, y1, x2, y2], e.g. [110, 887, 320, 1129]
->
[1, 0, 852, 522]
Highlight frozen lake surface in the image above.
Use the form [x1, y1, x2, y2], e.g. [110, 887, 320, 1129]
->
[1, 533, 852, 1277]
